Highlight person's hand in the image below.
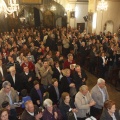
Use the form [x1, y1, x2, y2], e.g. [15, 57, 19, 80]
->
[37, 100, 40, 105]
[2, 77, 5, 81]
[35, 112, 42, 120]
[82, 78, 85, 82]
[28, 77, 32, 82]
[69, 83, 75, 87]
[89, 100, 96, 106]
[54, 112, 58, 119]
[72, 108, 78, 113]
[43, 93, 46, 97]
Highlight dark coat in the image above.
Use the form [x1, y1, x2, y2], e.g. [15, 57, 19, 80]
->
[6, 73, 22, 92]
[59, 99, 76, 120]
[21, 105, 40, 120]
[100, 108, 120, 120]
[21, 71, 36, 93]
[72, 70, 87, 91]
[30, 87, 45, 106]
[42, 106, 62, 120]
[52, 67, 61, 82]
[48, 85, 61, 105]
[60, 76, 74, 94]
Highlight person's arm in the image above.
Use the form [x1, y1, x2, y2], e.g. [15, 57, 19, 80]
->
[75, 96, 90, 110]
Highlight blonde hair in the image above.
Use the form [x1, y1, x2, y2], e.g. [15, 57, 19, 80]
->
[62, 68, 70, 76]
[79, 85, 88, 92]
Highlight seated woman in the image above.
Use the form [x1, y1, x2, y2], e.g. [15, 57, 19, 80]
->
[59, 92, 77, 120]
[100, 100, 120, 120]
[0, 108, 9, 120]
[43, 99, 62, 120]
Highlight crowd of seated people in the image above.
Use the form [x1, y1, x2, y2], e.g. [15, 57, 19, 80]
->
[0, 26, 119, 120]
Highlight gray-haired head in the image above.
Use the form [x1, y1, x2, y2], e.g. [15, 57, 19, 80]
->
[2, 81, 11, 88]
[43, 99, 53, 108]
[97, 78, 105, 84]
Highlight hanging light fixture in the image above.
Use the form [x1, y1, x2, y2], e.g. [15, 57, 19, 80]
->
[50, 5, 56, 11]
[97, 0, 108, 11]
[0, 0, 19, 18]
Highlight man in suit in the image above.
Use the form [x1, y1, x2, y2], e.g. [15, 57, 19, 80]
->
[0, 59, 7, 89]
[21, 100, 42, 120]
[5, 66, 22, 92]
[91, 78, 109, 119]
[21, 66, 36, 93]
[48, 78, 61, 105]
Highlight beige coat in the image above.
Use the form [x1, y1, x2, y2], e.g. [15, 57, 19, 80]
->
[0, 87, 19, 108]
[75, 91, 93, 118]
[40, 66, 53, 86]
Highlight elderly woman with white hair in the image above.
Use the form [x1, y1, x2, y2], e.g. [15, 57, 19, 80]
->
[91, 78, 109, 119]
[42, 99, 62, 120]
[75, 85, 96, 120]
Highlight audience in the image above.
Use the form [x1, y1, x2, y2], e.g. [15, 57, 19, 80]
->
[0, 26, 119, 120]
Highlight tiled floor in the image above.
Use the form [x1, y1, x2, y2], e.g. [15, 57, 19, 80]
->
[85, 70, 120, 110]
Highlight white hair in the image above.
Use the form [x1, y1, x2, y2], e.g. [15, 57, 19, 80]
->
[97, 78, 105, 84]
[43, 99, 53, 108]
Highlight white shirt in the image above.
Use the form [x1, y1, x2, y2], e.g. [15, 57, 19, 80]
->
[27, 111, 34, 116]
[0, 66, 3, 77]
[98, 86, 106, 103]
[111, 113, 117, 120]
[12, 75, 15, 83]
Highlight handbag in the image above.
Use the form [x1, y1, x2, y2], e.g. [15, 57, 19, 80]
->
[67, 110, 76, 120]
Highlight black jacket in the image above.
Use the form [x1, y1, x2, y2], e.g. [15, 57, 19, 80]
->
[48, 85, 61, 105]
[59, 99, 76, 120]
[100, 108, 120, 120]
[60, 76, 74, 94]
[72, 69, 87, 91]
[30, 87, 45, 107]
[6, 73, 22, 92]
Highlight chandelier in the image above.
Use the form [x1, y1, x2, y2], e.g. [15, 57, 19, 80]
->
[50, 5, 56, 11]
[97, 0, 108, 11]
[0, 0, 19, 17]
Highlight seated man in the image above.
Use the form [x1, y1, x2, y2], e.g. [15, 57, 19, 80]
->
[21, 100, 42, 120]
